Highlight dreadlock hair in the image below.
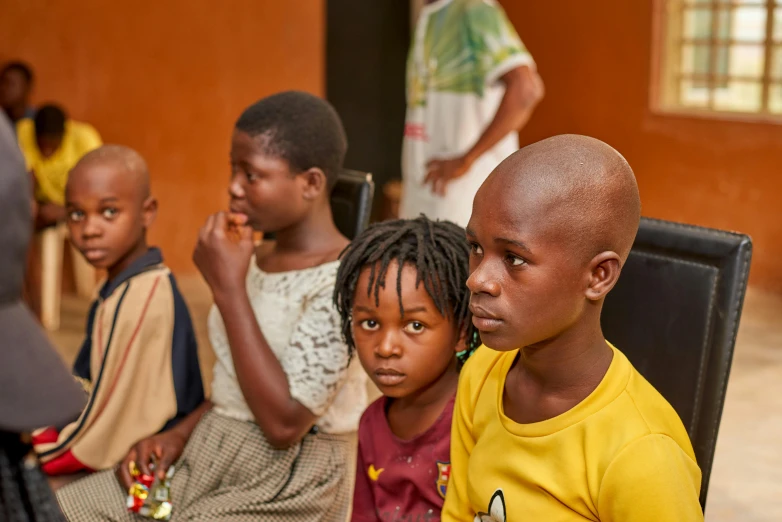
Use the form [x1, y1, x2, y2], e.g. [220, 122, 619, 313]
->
[334, 215, 480, 366]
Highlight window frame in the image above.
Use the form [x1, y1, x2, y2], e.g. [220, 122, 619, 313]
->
[651, 0, 782, 123]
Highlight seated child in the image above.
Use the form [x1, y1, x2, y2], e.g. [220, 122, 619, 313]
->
[57, 92, 367, 522]
[32, 145, 204, 475]
[334, 216, 479, 522]
[443, 135, 703, 521]
[17, 104, 102, 229]
[19, 104, 103, 318]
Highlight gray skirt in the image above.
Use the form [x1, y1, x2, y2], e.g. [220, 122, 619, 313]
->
[57, 411, 357, 522]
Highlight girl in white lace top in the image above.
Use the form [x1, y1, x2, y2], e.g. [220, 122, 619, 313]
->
[208, 257, 367, 434]
[57, 92, 368, 522]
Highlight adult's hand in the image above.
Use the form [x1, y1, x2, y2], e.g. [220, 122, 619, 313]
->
[423, 156, 471, 196]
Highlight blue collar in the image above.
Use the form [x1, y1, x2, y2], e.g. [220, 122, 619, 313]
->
[99, 247, 164, 299]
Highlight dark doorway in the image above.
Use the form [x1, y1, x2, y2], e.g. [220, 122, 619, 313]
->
[326, 0, 410, 220]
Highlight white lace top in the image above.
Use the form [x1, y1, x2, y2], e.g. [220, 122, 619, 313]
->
[208, 259, 367, 434]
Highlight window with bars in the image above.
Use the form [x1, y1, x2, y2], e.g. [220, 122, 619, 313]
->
[655, 0, 782, 117]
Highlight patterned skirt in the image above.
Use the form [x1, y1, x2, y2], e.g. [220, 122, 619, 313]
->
[56, 411, 357, 522]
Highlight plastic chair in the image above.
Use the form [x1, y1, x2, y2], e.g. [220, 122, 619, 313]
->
[39, 223, 96, 331]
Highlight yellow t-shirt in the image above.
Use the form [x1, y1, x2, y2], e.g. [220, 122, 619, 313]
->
[16, 118, 102, 205]
[442, 344, 703, 522]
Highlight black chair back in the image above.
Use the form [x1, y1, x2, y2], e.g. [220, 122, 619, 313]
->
[332, 169, 374, 239]
[261, 169, 374, 241]
[601, 217, 752, 509]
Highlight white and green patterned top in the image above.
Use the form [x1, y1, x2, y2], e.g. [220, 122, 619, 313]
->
[401, 0, 534, 226]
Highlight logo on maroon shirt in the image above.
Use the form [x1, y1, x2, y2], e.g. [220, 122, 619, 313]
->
[436, 461, 451, 499]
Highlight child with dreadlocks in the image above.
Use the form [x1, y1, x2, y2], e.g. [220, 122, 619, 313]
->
[334, 215, 478, 522]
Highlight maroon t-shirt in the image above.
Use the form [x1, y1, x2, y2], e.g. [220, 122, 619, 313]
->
[352, 395, 455, 522]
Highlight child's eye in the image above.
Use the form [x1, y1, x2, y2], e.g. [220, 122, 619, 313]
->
[469, 242, 483, 256]
[67, 210, 84, 222]
[506, 254, 526, 267]
[359, 319, 379, 331]
[245, 172, 258, 182]
[403, 321, 425, 334]
[102, 208, 118, 219]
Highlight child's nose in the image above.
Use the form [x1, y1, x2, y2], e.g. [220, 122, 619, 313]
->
[467, 261, 501, 296]
[82, 216, 102, 237]
[228, 175, 245, 199]
[376, 332, 402, 358]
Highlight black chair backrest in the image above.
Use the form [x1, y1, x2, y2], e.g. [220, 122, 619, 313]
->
[332, 169, 375, 239]
[601, 217, 752, 509]
[261, 169, 374, 241]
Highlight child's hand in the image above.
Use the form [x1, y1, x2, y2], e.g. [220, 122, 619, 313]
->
[116, 431, 187, 490]
[226, 213, 248, 243]
[193, 212, 254, 296]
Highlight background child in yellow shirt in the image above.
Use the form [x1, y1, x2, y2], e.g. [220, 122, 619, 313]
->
[16, 104, 102, 228]
[17, 103, 103, 320]
[443, 134, 703, 521]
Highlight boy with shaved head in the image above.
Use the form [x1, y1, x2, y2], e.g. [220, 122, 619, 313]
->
[33, 145, 204, 476]
[443, 135, 703, 521]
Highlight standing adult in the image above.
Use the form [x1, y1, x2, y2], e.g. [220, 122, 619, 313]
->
[401, 0, 544, 226]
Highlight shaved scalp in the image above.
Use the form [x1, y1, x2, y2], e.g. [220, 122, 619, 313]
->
[482, 134, 641, 262]
[71, 144, 151, 200]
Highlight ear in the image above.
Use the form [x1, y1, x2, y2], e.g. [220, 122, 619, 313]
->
[300, 167, 328, 201]
[585, 251, 622, 301]
[141, 196, 158, 228]
[452, 326, 469, 354]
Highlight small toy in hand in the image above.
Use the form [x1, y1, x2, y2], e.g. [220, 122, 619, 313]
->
[126, 458, 175, 520]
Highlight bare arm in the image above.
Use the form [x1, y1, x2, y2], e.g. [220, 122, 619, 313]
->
[168, 400, 213, 442]
[213, 289, 316, 448]
[193, 213, 316, 449]
[28, 170, 65, 227]
[466, 65, 544, 165]
[36, 202, 66, 228]
[28, 171, 38, 221]
[425, 65, 545, 195]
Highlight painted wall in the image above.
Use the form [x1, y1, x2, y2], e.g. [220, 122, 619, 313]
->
[1, 0, 324, 273]
[504, 0, 782, 292]
[5, 0, 781, 291]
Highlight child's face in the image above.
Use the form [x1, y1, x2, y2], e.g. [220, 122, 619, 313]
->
[228, 129, 310, 232]
[0, 69, 29, 108]
[351, 261, 461, 399]
[65, 162, 155, 276]
[36, 133, 63, 159]
[466, 179, 591, 352]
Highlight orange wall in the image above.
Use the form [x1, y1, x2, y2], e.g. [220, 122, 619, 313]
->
[1, 0, 324, 274]
[504, 0, 782, 292]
